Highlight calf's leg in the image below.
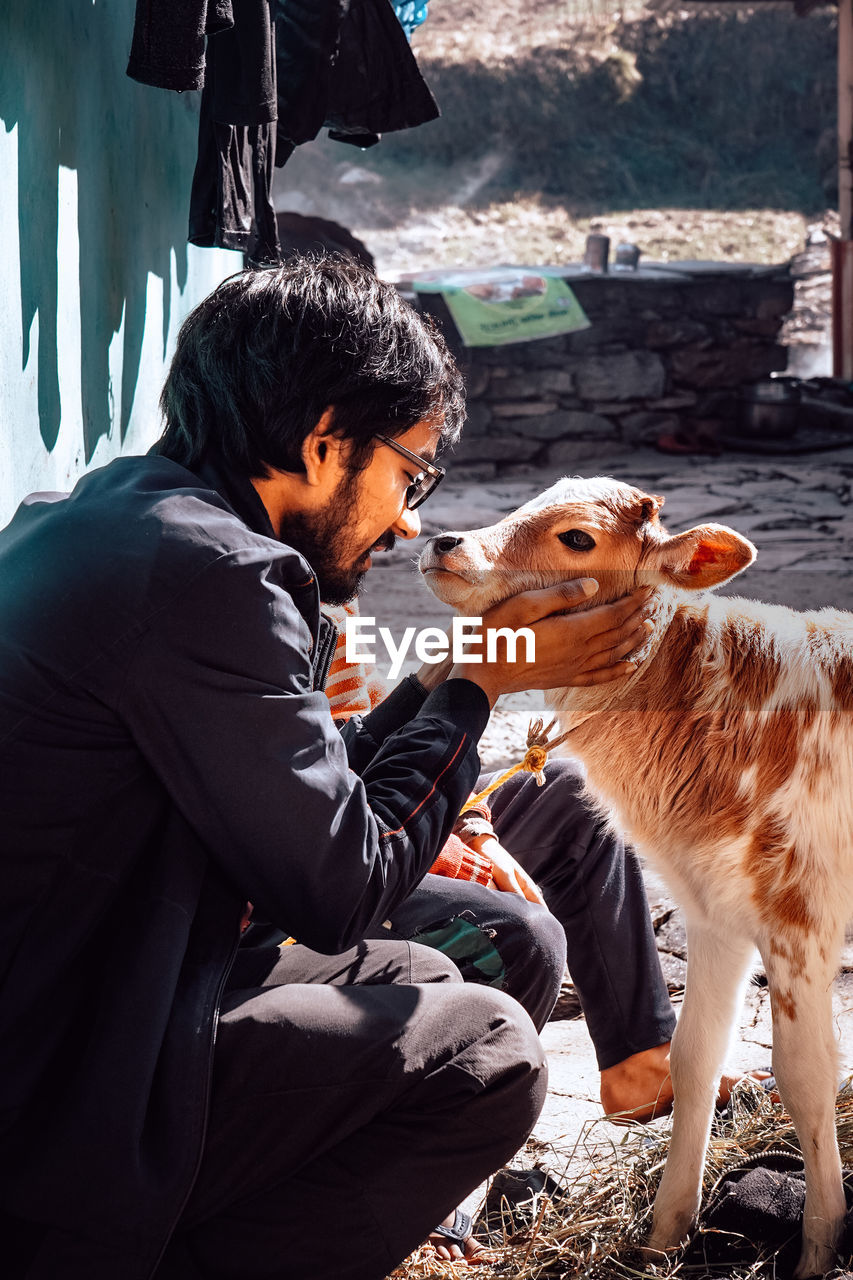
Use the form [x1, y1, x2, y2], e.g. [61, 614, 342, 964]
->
[761, 937, 845, 1279]
[647, 924, 754, 1254]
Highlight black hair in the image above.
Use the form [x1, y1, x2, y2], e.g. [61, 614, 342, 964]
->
[156, 256, 465, 477]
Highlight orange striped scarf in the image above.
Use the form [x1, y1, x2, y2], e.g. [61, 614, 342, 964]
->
[322, 602, 387, 721]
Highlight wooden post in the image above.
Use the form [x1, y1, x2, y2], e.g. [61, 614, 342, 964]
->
[841, 0, 853, 242]
[834, 0, 853, 377]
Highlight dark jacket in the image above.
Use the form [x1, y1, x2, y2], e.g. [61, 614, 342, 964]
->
[0, 451, 488, 1278]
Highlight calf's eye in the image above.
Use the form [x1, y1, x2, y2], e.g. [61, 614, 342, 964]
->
[558, 529, 596, 552]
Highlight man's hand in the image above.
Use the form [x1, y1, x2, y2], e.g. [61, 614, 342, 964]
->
[447, 579, 654, 706]
[468, 832, 546, 905]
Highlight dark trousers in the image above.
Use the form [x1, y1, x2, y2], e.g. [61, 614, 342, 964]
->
[383, 759, 676, 1068]
[157, 940, 546, 1280]
[158, 759, 673, 1278]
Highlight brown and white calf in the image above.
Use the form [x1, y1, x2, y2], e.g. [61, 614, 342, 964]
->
[419, 475, 853, 1278]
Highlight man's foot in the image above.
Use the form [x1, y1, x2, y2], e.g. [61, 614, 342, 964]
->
[600, 1042, 775, 1124]
[427, 1208, 496, 1264]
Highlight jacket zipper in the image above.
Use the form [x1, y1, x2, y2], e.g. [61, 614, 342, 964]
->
[312, 614, 338, 692]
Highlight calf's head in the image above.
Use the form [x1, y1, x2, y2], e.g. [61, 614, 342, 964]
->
[419, 476, 756, 613]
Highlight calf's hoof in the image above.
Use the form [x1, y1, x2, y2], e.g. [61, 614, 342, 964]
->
[643, 1232, 690, 1261]
[793, 1241, 840, 1279]
[639, 1241, 679, 1265]
[645, 1210, 696, 1258]
[648, 1203, 696, 1254]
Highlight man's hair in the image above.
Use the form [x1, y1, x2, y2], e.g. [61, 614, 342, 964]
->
[156, 257, 466, 477]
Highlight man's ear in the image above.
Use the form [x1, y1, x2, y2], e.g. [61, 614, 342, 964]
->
[301, 407, 338, 485]
[647, 523, 756, 590]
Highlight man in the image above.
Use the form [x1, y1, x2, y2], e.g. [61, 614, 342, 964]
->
[0, 258, 653, 1280]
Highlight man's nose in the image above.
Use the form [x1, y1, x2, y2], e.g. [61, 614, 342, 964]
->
[394, 505, 421, 540]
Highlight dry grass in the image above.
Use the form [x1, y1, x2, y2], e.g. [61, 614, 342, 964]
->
[391, 1078, 853, 1280]
[412, 0, 646, 66]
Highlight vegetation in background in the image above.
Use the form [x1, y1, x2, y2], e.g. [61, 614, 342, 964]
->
[276, 4, 836, 272]
[370, 7, 836, 215]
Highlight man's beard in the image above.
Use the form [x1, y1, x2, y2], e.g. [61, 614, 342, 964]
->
[277, 470, 394, 606]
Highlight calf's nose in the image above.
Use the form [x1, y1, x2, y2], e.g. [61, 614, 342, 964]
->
[433, 534, 463, 555]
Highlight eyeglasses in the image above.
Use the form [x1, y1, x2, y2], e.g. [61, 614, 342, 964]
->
[375, 435, 446, 511]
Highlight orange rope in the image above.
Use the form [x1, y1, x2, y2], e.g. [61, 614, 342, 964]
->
[461, 717, 574, 812]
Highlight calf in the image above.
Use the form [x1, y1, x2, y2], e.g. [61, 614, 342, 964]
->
[419, 475, 853, 1278]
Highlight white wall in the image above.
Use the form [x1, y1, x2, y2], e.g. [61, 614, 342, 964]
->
[0, 1, 242, 526]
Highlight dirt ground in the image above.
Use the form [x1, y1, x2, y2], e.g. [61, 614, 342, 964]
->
[277, 132, 825, 279]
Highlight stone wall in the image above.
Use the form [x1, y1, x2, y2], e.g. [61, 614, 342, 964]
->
[417, 263, 794, 478]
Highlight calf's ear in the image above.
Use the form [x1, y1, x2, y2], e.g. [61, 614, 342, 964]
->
[648, 523, 756, 590]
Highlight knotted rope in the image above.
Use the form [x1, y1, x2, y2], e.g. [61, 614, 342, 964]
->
[461, 717, 575, 812]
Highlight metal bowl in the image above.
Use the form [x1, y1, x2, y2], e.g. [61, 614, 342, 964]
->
[738, 379, 801, 438]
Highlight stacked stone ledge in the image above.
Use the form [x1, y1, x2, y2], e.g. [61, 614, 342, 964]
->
[434, 264, 794, 479]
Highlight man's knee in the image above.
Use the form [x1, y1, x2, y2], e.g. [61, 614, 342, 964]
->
[447, 984, 549, 1143]
[524, 902, 567, 975]
[407, 938, 465, 986]
[486, 985, 549, 1093]
[493, 900, 566, 1031]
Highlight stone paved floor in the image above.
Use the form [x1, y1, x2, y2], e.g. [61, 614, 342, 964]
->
[361, 436, 853, 1166]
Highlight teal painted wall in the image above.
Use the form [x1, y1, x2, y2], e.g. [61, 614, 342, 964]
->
[0, 0, 242, 524]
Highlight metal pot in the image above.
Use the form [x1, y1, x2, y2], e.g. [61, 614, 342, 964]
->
[614, 241, 641, 269]
[738, 378, 801, 439]
[583, 234, 610, 273]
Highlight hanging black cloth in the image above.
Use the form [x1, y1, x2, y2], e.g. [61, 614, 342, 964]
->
[274, 0, 439, 159]
[187, 1, 281, 264]
[127, 0, 231, 92]
[128, 0, 280, 265]
[127, 0, 440, 266]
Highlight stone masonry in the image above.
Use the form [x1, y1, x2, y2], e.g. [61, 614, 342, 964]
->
[414, 263, 794, 478]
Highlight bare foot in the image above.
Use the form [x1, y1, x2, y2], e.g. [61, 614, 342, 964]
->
[600, 1042, 775, 1124]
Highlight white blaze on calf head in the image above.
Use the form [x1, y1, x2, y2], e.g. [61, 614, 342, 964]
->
[419, 475, 756, 615]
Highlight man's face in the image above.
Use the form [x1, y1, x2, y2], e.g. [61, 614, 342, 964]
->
[279, 420, 442, 605]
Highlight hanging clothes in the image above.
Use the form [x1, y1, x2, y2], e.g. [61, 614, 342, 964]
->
[128, 0, 280, 264]
[187, 1, 281, 264]
[274, 0, 438, 160]
[127, 0, 439, 265]
[126, 0, 226, 92]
